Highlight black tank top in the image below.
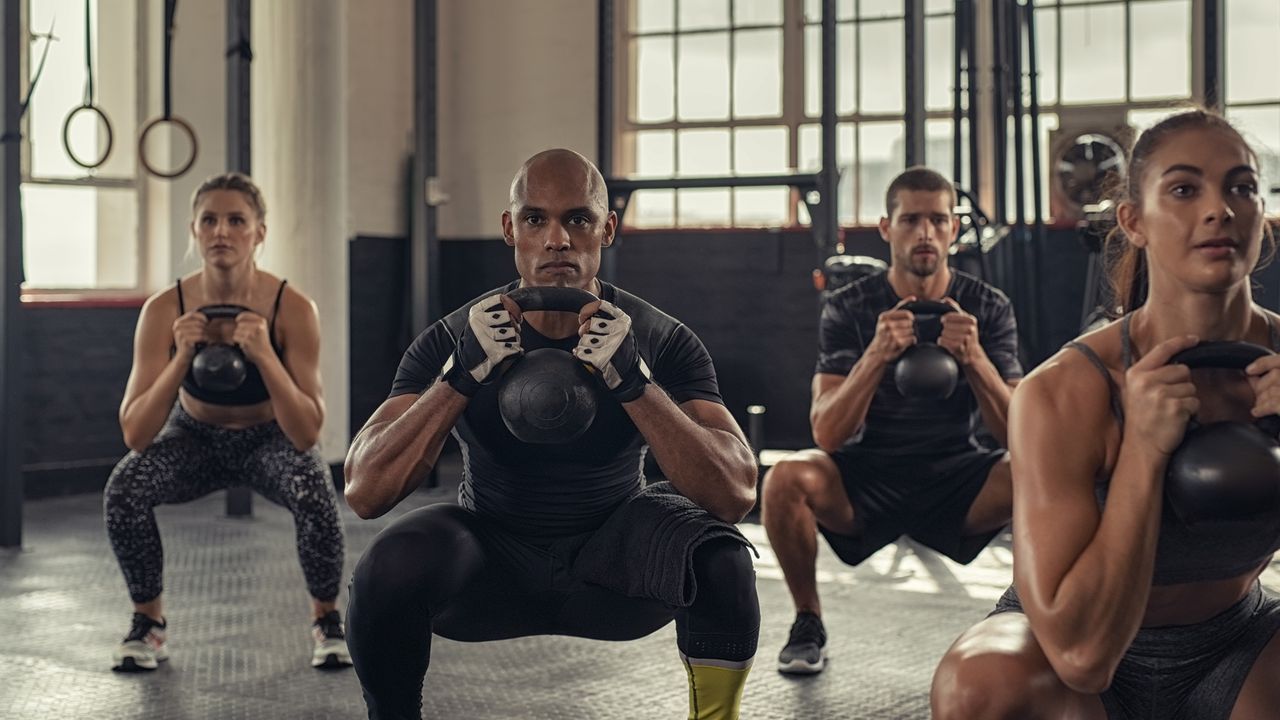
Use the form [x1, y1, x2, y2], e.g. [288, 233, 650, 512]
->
[1065, 313, 1280, 584]
[176, 278, 287, 406]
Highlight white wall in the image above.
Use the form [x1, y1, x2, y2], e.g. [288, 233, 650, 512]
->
[437, 0, 598, 239]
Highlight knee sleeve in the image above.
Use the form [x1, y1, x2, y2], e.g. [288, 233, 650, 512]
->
[676, 538, 760, 663]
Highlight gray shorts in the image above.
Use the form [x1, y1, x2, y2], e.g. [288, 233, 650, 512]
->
[992, 582, 1280, 719]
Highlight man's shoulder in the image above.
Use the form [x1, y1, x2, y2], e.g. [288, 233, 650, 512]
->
[605, 282, 687, 339]
[951, 270, 1012, 308]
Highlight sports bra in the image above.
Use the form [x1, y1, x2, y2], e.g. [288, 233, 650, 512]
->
[1064, 313, 1280, 584]
[176, 278, 286, 406]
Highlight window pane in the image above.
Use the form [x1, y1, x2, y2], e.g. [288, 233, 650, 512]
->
[634, 0, 675, 33]
[677, 188, 731, 226]
[1005, 113, 1058, 222]
[925, 16, 954, 112]
[733, 0, 782, 26]
[804, 0, 855, 23]
[22, 184, 137, 288]
[1127, 107, 1181, 134]
[1060, 5, 1125, 104]
[798, 122, 855, 223]
[634, 130, 675, 177]
[734, 187, 789, 226]
[28, 0, 136, 179]
[634, 37, 675, 122]
[925, 0, 953, 13]
[860, 0, 904, 19]
[1130, 0, 1189, 100]
[1227, 0, 1280, 103]
[677, 128, 731, 175]
[805, 23, 856, 117]
[860, 20, 903, 113]
[1226, 106, 1280, 210]
[734, 29, 782, 117]
[679, 0, 729, 30]
[734, 126, 787, 174]
[678, 33, 731, 120]
[1033, 8, 1057, 105]
[859, 123, 905, 224]
[925, 118, 958, 188]
[631, 190, 676, 227]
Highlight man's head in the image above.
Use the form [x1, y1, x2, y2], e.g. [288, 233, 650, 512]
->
[879, 166, 960, 278]
[502, 149, 617, 290]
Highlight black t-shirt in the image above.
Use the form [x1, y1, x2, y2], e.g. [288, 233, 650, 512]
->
[390, 280, 723, 537]
[815, 270, 1023, 456]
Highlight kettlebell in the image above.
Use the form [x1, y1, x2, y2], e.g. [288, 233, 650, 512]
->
[191, 304, 249, 393]
[893, 300, 960, 400]
[497, 287, 605, 445]
[1164, 341, 1280, 527]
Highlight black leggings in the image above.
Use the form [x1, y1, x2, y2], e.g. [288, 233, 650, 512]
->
[104, 404, 344, 604]
[347, 503, 760, 720]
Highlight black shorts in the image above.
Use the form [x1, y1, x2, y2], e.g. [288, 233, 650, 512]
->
[992, 582, 1280, 720]
[817, 445, 1005, 566]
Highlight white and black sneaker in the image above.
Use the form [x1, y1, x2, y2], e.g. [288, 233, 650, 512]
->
[112, 612, 168, 672]
[311, 610, 353, 669]
[777, 612, 827, 675]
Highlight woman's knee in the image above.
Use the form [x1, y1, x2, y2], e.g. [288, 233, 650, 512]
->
[931, 616, 1060, 720]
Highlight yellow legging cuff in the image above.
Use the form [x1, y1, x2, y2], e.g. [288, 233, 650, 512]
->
[683, 658, 752, 720]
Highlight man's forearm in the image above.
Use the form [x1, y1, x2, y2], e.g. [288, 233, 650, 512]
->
[811, 355, 888, 452]
[964, 356, 1014, 445]
[623, 388, 757, 522]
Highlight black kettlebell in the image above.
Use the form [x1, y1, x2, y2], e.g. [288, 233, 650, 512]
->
[1164, 341, 1280, 527]
[497, 287, 605, 445]
[191, 304, 249, 393]
[893, 300, 960, 400]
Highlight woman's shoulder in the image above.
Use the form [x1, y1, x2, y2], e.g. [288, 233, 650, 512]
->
[1020, 323, 1124, 411]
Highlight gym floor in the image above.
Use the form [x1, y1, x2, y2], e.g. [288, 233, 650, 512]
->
[6, 470, 1279, 720]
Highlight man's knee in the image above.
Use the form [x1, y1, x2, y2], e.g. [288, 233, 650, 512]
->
[762, 454, 830, 506]
[351, 507, 482, 611]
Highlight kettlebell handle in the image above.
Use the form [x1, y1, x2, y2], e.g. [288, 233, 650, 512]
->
[1167, 340, 1272, 371]
[197, 303, 251, 321]
[505, 287, 599, 315]
[900, 300, 955, 318]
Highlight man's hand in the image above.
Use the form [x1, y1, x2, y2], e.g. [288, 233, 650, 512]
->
[865, 296, 920, 362]
[575, 299, 650, 402]
[937, 297, 987, 367]
[441, 294, 523, 397]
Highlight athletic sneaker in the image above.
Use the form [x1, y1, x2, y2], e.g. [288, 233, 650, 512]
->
[777, 611, 827, 675]
[311, 610, 353, 669]
[111, 612, 168, 672]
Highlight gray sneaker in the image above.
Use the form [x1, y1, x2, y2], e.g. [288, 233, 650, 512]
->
[112, 613, 169, 672]
[311, 610, 353, 669]
[777, 612, 827, 675]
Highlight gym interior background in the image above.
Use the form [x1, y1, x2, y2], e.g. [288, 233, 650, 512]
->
[3, 0, 1280, 718]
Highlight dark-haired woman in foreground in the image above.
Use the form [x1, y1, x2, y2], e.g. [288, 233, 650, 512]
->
[931, 110, 1280, 719]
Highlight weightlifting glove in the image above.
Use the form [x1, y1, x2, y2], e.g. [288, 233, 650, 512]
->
[441, 294, 522, 397]
[573, 299, 651, 403]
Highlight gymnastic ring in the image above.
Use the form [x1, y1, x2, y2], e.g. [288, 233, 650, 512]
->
[61, 104, 114, 170]
[139, 115, 199, 179]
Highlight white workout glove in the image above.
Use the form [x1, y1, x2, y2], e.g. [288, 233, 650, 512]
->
[573, 299, 651, 403]
[441, 294, 522, 397]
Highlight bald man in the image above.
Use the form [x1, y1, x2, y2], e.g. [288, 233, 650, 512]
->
[343, 149, 761, 720]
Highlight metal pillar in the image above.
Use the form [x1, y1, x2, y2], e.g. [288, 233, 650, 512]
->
[820, 0, 838, 256]
[0, 0, 23, 547]
[904, 0, 926, 167]
[411, 0, 439, 331]
[597, 0, 617, 282]
[225, 0, 253, 517]
[1201, 0, 1224, 111]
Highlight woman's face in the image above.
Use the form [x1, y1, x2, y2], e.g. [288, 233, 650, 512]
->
[191, 190, 265, 268]
[1120, 126, 1266, 295]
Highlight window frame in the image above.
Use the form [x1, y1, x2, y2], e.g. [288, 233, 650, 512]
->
[18, 0, 149, 297]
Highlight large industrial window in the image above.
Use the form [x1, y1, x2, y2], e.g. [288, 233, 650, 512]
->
[21, 0, 144, 291]
[617, 0, 954, 229]
[1224, 1, 1280, 211]
[1026, 0, 1195, 222]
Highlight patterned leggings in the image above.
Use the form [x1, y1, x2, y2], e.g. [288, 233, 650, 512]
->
[104, 404, 344, 604]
